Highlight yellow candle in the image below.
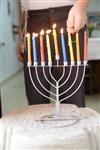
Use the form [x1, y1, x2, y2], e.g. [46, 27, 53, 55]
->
[76, 32, 81, 64]
[52, 24, 59, 60]
[68, 32, 74, 65]
[26, 33, 31, 66]
[46, 30, 52, 66]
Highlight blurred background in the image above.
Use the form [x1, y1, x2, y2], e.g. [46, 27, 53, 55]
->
[0, 0, 100, 116]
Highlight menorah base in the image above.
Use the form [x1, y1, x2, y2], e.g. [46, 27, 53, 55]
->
[40, 113, 81, 128]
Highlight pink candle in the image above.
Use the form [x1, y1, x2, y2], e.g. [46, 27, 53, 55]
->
[40, 29, 45, 66]
[84, 31, 88, 64]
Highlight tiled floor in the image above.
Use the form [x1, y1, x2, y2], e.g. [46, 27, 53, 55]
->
[1, 70, 28, 115]
[1, 70, 100, 115]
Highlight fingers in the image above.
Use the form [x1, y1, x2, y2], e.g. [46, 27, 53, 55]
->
[67, 27, 76, 34]
[67, 16, 74, 28]
[67, 16, 77, 33]
[66, 15, 76, 33]
[74, 15, 86, 32]
[67, 13, 86, 33]
[67, 21, 76, 33]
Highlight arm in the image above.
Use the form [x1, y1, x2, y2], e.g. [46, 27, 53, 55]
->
[16, 2, 25, 62]
[67, 0, 90, 33]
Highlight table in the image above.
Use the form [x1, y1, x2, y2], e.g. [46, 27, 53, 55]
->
[0, 104, 100, 150]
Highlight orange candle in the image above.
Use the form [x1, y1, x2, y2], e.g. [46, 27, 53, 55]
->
[76, 32, 81, 65]
[52, 24, 59, 60]
[40, 29, 45, 66]
[26, 33, 31, 66]
[68, 32, 74, 65]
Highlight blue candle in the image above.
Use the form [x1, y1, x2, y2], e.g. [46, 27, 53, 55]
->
[60, 28, 67, 66]
[32, 33, 38, 66]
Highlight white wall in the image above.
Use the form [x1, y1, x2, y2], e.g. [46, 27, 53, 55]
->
[0, 0, 22, 83]
[87, 0, 100, 12]
[87, 0, 100, 38]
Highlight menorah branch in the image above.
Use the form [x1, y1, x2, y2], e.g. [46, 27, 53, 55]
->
[59, 66, 72, 88]
[43, 67, 56, 89]
[59, 66, 79, 97]
[35, 67, 56, 97]
[60, 65, 86, 103]
[28, 67, 56, 102]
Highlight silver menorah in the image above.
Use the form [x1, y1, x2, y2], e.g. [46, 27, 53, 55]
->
[26, 27, 88, 127]
[28, 65, 86, 126]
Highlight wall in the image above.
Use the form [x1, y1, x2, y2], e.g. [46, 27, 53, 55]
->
[87, 0, 100, 12]
[87, 0, 100, 38]
[0, 0, 22, 83]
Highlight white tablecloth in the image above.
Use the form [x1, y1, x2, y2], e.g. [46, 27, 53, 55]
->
[0, 104, 100, 150]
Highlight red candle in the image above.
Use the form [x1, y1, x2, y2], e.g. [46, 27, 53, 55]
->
[84, 31, 88, 64]
[40, 29, 45, 66]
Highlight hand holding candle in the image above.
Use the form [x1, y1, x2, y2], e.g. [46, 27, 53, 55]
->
[46, 30, 52, 66]
[32, 32, 38, 66]
[52, 24, 59, 60]
[40, 29, 45, 66]
[26, 33, 31, 66]
[60, 28, 68, 66]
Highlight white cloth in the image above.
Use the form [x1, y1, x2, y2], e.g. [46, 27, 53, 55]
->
[0, 104, 100, 150]
[21, 0, 76, 11]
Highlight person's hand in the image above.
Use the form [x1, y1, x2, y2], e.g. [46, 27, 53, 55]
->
[16, 39, 24, 62]
[66, 2, 87, 33]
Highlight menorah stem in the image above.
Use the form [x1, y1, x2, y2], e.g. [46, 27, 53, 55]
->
[57, 59, 59, 66]
[55, 101, 60, 118]
[56, 82, 59, 101]
[55, 82, 60, 117]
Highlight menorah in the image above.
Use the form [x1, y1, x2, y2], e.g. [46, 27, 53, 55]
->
[26, 24, 88, 127]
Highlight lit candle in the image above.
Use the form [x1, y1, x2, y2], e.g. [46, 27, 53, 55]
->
[46, 30, 52, 66]
[68, 32, 74, 65]
[40, 29, 45, 66]
[76, 32, 81, 65]
[60, 28, 67, 66]
[26, 33, 31, 66]
[32, 32, 38, 66]
[84, 30, 88, 65]
[52, 24, 59, 60]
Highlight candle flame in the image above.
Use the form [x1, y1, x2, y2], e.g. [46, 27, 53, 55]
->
[52, 23, 56, 29]
[40, 29, 44, 36]
[26, 33, 30, 37]
[46, 30, 51, 34]
[32, 32, 38, 37]
[60, 28, 64, 34]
